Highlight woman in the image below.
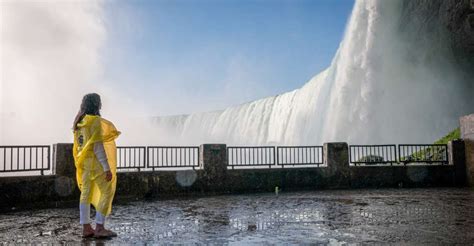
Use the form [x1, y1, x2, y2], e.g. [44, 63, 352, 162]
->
[72, 93, 120, 238]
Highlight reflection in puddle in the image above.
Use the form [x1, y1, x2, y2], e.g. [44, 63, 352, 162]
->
[229, 208, 324, 232]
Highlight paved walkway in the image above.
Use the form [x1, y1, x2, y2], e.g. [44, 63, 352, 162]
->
[1, 188, 474, 244]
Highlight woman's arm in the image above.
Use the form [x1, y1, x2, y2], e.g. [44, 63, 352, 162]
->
[94, 142, 110, 171]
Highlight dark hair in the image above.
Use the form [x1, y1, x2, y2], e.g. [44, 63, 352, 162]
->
[73, 93, 102, 130]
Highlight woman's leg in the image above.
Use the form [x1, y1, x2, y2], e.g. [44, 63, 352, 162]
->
[95, 211, 117, 237]
[95, 211, 106, 225]
[79, 169, 95, 237]
[93, 172, 117, 237]
[79, 203, 91, 224]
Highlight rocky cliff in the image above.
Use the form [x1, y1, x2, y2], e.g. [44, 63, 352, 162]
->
[400, 0, 474, 71]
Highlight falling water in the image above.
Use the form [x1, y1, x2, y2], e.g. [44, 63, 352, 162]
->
[152, 0, 474, 145]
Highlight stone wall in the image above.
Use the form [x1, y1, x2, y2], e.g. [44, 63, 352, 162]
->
[0, 141, 467, 212]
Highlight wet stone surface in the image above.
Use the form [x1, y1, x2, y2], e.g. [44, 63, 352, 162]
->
[1, 188, 474, 244]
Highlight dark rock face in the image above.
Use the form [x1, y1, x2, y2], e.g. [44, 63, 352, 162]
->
[441, 0, 474, 70]
[400, 0, 474, 71]
[441, 0, 474, 51]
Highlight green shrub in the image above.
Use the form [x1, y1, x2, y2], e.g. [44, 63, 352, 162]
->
[357, 155, 384, 164]
[400, 127, 459, 163]
[434, 127, 460, 145]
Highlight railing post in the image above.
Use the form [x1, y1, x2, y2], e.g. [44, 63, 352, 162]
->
[200, 144, 227, 191]
[324, 142, 350, 188]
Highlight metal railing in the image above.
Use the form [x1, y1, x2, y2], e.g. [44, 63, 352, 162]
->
[399, 144, 448, 165]
[117, 146, 147, 171]
[277, 146, 324, 167]
[0, 146, 50, 175]
[349, 145, 397, 165]
[227, 146, 276, 169]
[147, 146, 200, 169]
[0, 143, 452, 178]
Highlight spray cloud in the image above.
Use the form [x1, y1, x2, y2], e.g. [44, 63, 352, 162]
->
[1, 0, 105, 144]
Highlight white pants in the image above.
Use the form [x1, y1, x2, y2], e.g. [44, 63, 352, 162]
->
[80, 203, 107, 225]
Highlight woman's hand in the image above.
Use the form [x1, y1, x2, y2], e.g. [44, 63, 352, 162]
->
[105, 170, 113, 182]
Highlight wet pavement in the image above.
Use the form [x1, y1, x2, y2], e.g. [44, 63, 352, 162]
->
[1, 188, 474, 244]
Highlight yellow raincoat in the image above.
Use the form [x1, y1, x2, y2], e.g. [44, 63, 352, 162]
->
[73, 115, 120, 216]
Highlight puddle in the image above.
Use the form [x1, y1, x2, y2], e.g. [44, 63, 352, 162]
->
[0, 188, 473, 244]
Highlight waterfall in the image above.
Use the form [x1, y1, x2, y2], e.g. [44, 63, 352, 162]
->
[152, 0, 474, 145]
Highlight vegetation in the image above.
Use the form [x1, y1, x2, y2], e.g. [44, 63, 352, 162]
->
[400, 127, 460, 163]
[434, 127, 461, 144]
[356, 155, 384, 165]
[357, 128, 460, 164]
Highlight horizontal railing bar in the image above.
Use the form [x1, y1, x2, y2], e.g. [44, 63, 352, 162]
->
[398, 144, 448, 146]
[229, 162, 274, 165]
[277, 146, 323, 147]
[0, 168, 50, 172]
[0, 145, 50, 148]
[277, 163, 324, 165]
[350, 144, 397, 146]
[351, 162, 397, 163]
[147, 146, 199, 148]
[117, 146, 147, 148]
[227, 146, 274, 148]
[153, 165, 199, 167]
[277, 162, 324, 165]
[400, 161, 447, 163]
[229, 165, 275, 167]
[348, 145, 397, 147]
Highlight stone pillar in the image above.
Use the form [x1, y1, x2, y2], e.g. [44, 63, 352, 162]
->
[449, 140, 466, 186]
[52, 143, 75, 177]
[200, 144, 227, 191]
[323, 142, 350, 188]
[52, 143, 77, 197]
[461, 114, 474, 187]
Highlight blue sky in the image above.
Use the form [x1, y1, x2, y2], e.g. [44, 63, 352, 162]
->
[101, 0, 355, 116]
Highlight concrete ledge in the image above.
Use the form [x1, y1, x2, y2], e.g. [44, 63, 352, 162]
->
[350, 165, 456, 188]
[0, 175, 78, 213]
